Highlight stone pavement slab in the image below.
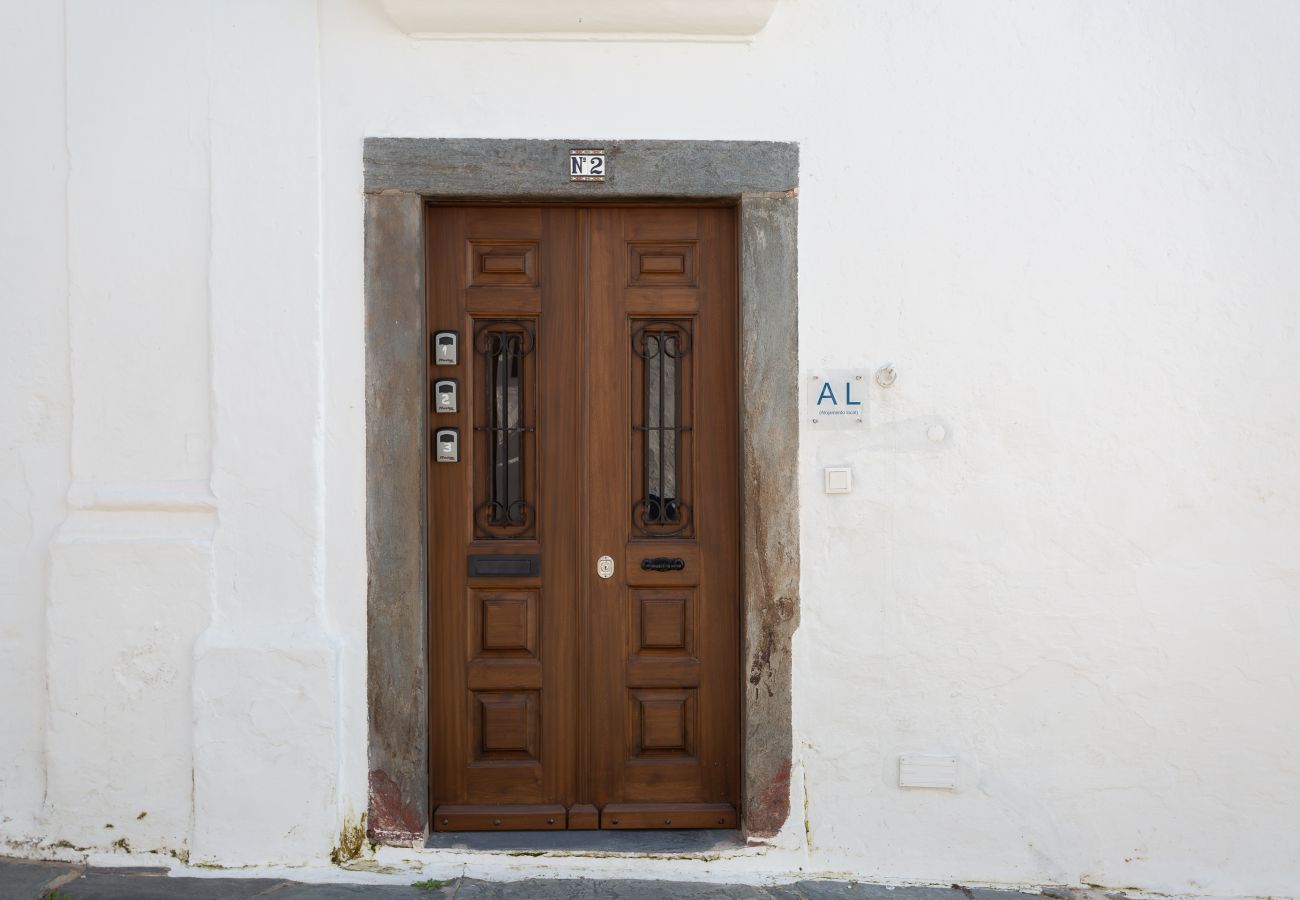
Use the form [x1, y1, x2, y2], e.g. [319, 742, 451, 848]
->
[269, 883, 452, 898]
[767, 883, 1039, 900]
[393, 880, 1041, 899]
[452, 879, 764, 899]
[53, 871, 291, 899]
[0, 858, 81, 900]
[2, 857, 1046, 900]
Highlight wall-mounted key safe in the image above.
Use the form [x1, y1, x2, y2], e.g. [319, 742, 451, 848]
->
[434, 379, 458, 413]
[434, 427, 459, 462]
[433, 331, 458, 366]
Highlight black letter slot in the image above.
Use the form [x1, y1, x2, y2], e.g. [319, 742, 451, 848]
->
[468, 555, 540, 578]
[640, 557, 685, 572]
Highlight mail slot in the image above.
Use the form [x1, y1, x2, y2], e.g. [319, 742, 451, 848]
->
[640, 557, 686, 572]
[468, 555, 541, 578]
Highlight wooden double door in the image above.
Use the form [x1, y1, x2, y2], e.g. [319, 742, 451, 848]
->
[426, 205, 740, 831]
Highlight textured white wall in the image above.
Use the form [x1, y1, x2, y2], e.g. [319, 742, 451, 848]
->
[42, 0, 216, 854]
[0, 0, 68, 840]
[193, 0, 338, 865]
[3, 0, 1299, 895]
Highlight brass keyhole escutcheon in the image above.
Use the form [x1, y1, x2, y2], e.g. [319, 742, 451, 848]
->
[597, 555, 614, 579]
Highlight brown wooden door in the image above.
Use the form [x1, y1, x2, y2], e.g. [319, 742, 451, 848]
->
[427, 205, 738, 832]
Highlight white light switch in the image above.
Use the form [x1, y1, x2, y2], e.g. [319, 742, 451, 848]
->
[899, 754, 958, 790]
[824, 467, 852, 494]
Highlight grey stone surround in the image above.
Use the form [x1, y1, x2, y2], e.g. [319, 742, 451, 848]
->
[364, 138, 799, 843]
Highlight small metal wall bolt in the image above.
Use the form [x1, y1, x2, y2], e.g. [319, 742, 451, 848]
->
[875, 363, 897, 388]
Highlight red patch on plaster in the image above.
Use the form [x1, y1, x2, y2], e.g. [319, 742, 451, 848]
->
[747, 758, 792, 837]
[367, 769, 424, 845]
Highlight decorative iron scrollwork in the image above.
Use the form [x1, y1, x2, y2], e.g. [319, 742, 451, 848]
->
[632, 320, 692, 538]
[474, 320, 536, 539]
[632, 320, 692, 360]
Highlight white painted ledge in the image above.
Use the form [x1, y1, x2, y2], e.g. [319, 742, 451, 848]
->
[67, 479, 217, 512]
[380, 0, 780, 42]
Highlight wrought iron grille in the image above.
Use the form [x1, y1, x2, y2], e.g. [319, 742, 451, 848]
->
[474, 320, 535, 538]
[632, 321, 692, 537]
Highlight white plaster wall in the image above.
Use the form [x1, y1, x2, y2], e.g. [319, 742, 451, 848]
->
[0, 0, 69, 841]
[193, 0, 338, 865]
[792, 4, 1300, 893]
[42, 0, 217, 855]
[2, 0, 1299, 895]
[3, 0, 338, 866]
[320, 1, 1300, 894]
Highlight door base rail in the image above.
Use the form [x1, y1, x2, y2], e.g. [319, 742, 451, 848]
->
[600, 802, 736, 830]
[433, 804, 567, 831]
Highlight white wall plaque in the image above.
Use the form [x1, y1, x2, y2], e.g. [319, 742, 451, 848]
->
[570, 149, 607, 182]
[899, 754, 958, 790]
[808, 370, 868, 427]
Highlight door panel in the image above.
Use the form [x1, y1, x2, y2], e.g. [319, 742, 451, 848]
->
[585, 207, 739, 827]
[428, 207, 580, 829]
[427, 205, 738, 831]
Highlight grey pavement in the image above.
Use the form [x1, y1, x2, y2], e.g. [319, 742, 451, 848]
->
[1, 857, 1054, 900]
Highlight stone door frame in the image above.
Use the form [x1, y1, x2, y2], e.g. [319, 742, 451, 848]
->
[363, 138, 799, 843]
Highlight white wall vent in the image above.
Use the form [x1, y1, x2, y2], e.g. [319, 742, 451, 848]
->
[899, 754, 958, 790]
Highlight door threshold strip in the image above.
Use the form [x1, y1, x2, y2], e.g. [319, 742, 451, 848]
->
[423, 829, 744, 854]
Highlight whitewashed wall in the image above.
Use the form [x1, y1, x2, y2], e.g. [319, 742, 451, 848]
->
[0, 0, 68, 847]
[2, 1, 1298, 896]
